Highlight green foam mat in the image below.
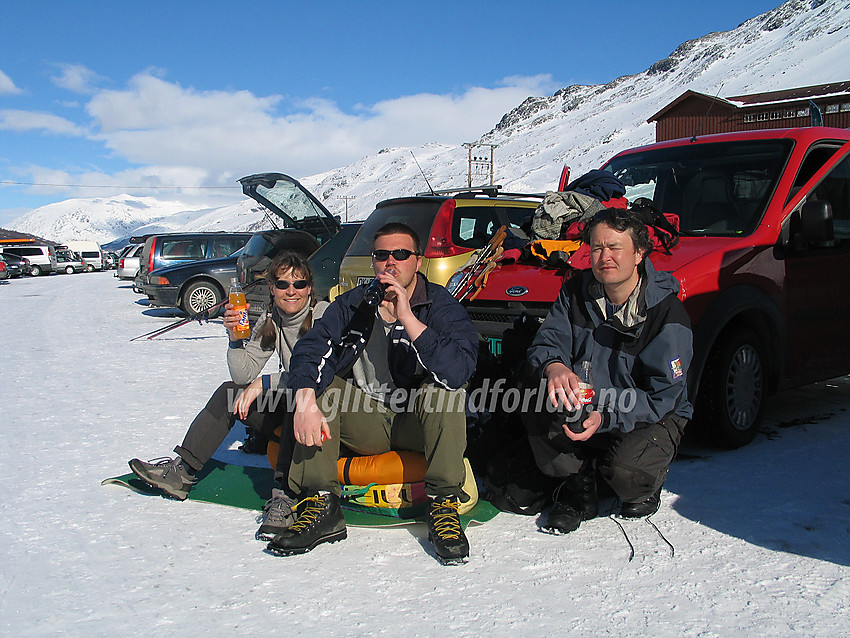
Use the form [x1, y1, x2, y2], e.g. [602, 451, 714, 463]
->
[103, 459, 500, 528]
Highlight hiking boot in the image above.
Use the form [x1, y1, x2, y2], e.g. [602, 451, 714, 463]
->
[129, 457, 196, 501]
[255, 489, 297, 541]
[619, 488, 662, 519]
[427, 496, 469, 565]
[266, 491, 347, 556]
[544, 460, 597, 534]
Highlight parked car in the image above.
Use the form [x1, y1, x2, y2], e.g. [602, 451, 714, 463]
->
[462, 126, 850, 448]
[0, 244, 57, 276]
[145, 248, 244, 316]
[54, 249, 86, 274]
[136, 232, 253, 292]
[337, 187, 541, 292]
[0, 256, 8, 280]
[0, 252, 27, 277]
[116, 243, 144, 282]
[104, 251, 119, 269]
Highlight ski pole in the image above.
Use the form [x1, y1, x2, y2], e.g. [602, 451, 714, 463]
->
[130, 279, 264, 341]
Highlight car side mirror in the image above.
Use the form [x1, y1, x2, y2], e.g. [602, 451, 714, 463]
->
[800, 200, 835, 248]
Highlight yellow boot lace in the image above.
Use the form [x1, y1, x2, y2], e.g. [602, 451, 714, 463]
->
[289, 494, 326, 533]
[430, 498, 462, 540]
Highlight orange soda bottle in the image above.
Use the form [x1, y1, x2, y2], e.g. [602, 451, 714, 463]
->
[229, 277, 250, 340]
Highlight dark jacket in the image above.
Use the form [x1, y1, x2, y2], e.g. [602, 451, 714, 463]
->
[527, 258, 693, 433]
[287, 272, 479, 397]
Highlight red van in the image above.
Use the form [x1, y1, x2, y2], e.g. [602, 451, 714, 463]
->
[464, 127, 850, 447]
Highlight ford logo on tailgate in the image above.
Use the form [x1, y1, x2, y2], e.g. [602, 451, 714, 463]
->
[506, 286, 528, 297]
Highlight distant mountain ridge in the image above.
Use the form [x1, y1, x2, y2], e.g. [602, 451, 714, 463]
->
[9, 0, 850, 246]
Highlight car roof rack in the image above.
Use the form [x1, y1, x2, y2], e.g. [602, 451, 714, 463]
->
[414, 185, 545, 199]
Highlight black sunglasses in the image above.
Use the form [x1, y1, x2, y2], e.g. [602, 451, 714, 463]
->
[371, 249, 418, 261]
[274, 279, 309, 290]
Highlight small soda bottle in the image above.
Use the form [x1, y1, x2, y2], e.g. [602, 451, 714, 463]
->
[229, 277, 250, 340]
[577, 360, 595, 405]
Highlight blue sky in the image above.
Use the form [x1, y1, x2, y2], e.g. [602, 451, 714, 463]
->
[0, 0, 782, 226]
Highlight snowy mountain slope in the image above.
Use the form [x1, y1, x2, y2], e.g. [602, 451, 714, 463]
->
[9, 0, 850, 242]
[9, 194, 206, 245]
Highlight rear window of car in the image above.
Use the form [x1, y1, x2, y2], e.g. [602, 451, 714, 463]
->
[345, 200, 445, 256]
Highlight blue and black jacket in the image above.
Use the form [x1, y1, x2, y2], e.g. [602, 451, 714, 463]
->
[287, 272, 479, 398]
[527, 258, 693, 433]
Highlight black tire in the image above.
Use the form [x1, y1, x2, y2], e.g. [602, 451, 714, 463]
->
[181, 280, 222, 316]
[30, 264, 42, 276]
[85, 264, 95, 272]
[65, 266, 75, 274]
[697, 327, 768, 448]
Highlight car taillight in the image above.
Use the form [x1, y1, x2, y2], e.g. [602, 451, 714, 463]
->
[147, 237, 157, 273]
[423, 200, 470, 259]
[0, 262, 5, 272]
[119, 258, 125, 268]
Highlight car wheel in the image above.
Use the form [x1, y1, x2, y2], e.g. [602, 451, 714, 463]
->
[65, 266, 75, 274]
[30, 265, 42, 276]
[697, 327, 767, 449]
[182, 280, 222, 316]
[85, 264, 95, 272]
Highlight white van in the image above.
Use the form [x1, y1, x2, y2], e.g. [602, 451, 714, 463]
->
[0, 243, 57, 276]
[62, 241, 104, 272]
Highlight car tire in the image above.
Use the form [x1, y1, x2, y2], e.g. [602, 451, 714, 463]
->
[65, 266, 75, 274]
[181, 280, 223, 316]
[697, 327, 767, 449]
[85, 264, 95, 272]
[30, 265, 42, 276]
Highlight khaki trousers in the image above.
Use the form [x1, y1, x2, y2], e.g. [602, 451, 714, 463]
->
[288, 376, 467, 498]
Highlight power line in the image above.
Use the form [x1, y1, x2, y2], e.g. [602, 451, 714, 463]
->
[0, 180, 241, 189]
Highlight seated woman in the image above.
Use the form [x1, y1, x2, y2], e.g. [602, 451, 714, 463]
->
[129, 251, 327, 540]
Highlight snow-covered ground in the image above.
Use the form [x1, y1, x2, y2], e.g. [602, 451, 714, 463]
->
[1, 272, 849, 636]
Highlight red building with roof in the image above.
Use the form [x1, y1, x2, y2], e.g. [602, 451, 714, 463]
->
[648, 81, 850, 141]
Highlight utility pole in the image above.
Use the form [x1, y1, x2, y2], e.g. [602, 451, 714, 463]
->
[463, 143, 497, 187]
[337, 195, 355, 222]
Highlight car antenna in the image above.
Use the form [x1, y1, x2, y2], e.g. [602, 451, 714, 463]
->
[410, 151, 436, 195]
[691, 82, 724, 143]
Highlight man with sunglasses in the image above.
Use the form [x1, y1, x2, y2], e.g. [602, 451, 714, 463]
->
[521, 208, 693, 533]
[268, 222, 479, 564]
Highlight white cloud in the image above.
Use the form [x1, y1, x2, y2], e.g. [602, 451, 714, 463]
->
[0, 109, 86, 135]
[50, 63, 104, 94]
[0, 69, 23, 95]
[80, 71, 556, 182]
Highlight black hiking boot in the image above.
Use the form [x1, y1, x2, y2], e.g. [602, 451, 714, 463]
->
[619, 487, 662, 519]
[544, 460, 598, 534]
[266, 491, 346, 556]
[427, 496, 469, 565]
[129, 457, 196, 501]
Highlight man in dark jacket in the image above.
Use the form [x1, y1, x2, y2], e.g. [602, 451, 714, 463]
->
[267, 222, 479, 563]
[522, 208, 693, 533]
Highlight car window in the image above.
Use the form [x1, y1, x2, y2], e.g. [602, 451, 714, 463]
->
[810, 152, 850, 244]
[346, 200, 442, 256]
[161, 239, 206, 259]
[452, 205, 532, 249]
[211, 237, 247, 258]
